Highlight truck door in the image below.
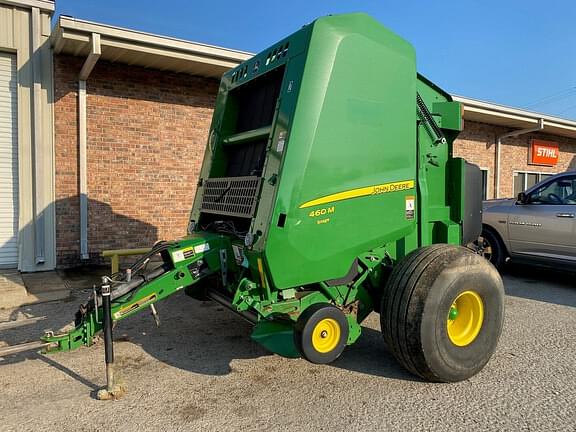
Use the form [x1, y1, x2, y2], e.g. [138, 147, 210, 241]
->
[507, 174, 576, 263]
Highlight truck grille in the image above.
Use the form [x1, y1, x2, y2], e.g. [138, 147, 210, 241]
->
[200, 176, 262, 218]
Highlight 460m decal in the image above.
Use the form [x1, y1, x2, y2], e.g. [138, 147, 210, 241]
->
[308, 206, 335, 217]
[299, 180, 415, 209]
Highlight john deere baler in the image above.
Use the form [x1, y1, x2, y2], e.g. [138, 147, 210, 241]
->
[36, 13, 503, 396]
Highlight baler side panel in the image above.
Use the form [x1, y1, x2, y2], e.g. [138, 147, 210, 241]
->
[266, 14, 418, 288]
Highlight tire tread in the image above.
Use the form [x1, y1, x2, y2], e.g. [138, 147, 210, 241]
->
[381, 244, 490, 381]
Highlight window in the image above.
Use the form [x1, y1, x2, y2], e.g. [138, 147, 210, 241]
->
[528, 175, 576, 205]
[480, 168, 488, 200]
[513, 171, 555, 197]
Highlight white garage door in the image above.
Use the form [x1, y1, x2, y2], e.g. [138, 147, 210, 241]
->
[0, 53, 18, 267]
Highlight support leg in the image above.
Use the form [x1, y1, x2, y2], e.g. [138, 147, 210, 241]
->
[96, 280, 127, 400]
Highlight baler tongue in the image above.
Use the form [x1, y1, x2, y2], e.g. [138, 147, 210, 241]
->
[0, 340, 53, 357]
[0, 316, 56, 357]
[1, 236, 225, 399]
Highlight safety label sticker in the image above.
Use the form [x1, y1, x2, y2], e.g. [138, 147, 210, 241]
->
[405, 195, 415, 220]
[172, 250, 185, 263]
[276, 131, 287, 153]
[194, 243, 210, 254]
[232, 244, 244, 265]
[182, 246, 195, 259]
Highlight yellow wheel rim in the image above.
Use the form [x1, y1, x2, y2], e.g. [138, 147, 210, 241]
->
[311, 318, 341, 353]
[447, 290, 484, 347]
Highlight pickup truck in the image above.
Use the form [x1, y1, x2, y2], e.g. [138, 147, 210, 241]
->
[479, 171, 576, 270]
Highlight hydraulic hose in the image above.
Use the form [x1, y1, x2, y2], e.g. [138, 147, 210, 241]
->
[94, 264, 169, 307]
[129, 241, 173, 274]
[113, 264, 168, 301]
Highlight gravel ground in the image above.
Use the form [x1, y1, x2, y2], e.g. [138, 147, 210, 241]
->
[0, 266, 574, 432]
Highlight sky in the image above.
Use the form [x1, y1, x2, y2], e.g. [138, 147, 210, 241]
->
[55, 1, 576, 119]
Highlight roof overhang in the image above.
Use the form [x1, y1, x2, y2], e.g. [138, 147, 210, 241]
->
[0, 0, 54, 13]
[49, 16, 576, 138]
[453, 95, 576, 139]
[51, 16, 251, 78]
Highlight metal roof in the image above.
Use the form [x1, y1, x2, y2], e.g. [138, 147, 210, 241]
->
[51, 16, 251, 79]
[453, 95, 576, 139]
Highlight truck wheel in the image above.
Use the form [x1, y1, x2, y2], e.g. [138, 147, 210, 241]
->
[479, 228, 506, 270]
[294, 304, 349, 364]
[380, 244, 504, 382]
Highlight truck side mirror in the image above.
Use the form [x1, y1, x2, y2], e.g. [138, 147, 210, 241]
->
[517, 192, 527, 204]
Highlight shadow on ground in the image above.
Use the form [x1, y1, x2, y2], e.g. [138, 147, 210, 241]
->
[502, 263, 576, 308]
[1, 283, 414, 384]
[111, 295, 416, 381]
[3, 261, 572, 387]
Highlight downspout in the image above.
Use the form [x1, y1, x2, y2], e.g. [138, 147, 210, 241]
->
[494, 118, 544, 198]
[31, 7, 45, 264]
[78, 33, 101, 260]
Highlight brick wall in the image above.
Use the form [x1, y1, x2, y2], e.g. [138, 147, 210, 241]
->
[454, 121, 576, 199]
[54, 55, 218, 267]
[54, 54, 576, 267]
[453, 121, 499, 199]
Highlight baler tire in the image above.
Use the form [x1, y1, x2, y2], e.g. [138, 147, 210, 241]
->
[294, 304, 349, 364]
[380, 244, 504, 382]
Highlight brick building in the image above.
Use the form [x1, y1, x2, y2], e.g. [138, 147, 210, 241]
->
[49, 17, 249, 268]
[453, 97, 576, 200]
[1, 0, 575, 271]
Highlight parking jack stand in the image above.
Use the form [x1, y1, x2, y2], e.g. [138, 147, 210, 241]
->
[96, 279, 126, 400]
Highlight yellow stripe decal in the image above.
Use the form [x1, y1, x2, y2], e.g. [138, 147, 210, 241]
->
[299, 180, 415, 209]
[113, 293, 157, 320]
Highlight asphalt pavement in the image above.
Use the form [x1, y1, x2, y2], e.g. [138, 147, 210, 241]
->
[0, 265, 574, 431]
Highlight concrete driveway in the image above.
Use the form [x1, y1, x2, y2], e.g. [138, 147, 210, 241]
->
[0, 266, 574, 431]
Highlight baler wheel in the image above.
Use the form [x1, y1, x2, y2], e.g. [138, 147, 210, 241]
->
[380, 244, 504, 382]
[294, 304, 349, 364]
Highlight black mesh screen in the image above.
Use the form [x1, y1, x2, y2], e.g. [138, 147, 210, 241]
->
[233, 66, 285, 133]
[225, 138, 268, 177]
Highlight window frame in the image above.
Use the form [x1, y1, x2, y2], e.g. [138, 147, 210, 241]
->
[512, 170, 556, 197]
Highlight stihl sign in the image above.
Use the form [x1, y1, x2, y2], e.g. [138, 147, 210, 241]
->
[530, 140, 559, 166]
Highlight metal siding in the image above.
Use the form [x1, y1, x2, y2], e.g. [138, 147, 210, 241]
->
[0, 6, 14, 49]
[0, 52, 18, 266]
